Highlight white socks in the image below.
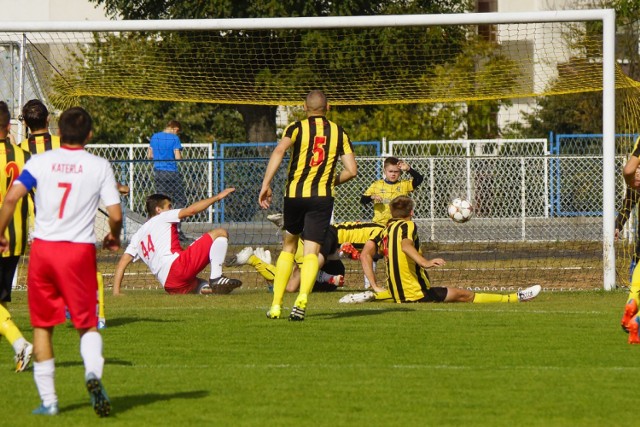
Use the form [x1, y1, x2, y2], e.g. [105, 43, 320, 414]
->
[80, 331, 104, 380]
[34, 359, 57, 406]
[209, 236, 228, 279]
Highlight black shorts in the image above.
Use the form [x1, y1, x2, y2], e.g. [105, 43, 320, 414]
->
[413, 286, 448, 303]
[0, 256, 21, 302]
[283, 196, 334, 244]
[319, 226, 339, 259]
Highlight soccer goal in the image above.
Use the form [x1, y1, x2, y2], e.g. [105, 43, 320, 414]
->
[0, 10, 624, 291]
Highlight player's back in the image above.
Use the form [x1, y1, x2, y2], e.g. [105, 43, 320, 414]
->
[19, 133, 60, 155]
[21, 147, 120, 243]
[126, 210, 182, 284]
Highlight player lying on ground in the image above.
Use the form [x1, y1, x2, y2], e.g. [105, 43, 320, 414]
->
[350, 195, 541, 304]
[113, 190, 242, 296]
[244, 218, 385, 292]
[232, 246, 346, 292]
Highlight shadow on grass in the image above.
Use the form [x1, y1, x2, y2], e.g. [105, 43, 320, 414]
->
[56, 358, 134, 368]
[62, 390, 209, 415]
[101, 317, 179, 328]
[314, 306, 414, 319]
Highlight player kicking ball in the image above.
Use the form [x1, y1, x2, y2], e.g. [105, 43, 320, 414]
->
[113, 190, 242, 296]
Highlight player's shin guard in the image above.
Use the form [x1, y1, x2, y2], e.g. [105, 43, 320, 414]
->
[296, 254, 319, 309]
[271, 252, 295, 307]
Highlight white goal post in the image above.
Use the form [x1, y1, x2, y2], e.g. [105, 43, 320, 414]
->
[0, 9, 617, 290]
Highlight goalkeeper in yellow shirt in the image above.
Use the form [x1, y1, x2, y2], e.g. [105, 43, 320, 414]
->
[361, 156, 423, 226]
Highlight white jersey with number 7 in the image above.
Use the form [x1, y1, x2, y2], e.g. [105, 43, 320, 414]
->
[15, 146, 121, 243]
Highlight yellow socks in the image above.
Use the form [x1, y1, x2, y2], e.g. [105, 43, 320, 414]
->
[473, 292, 518, 303]
[271, 251, 295, 307]
[0, 304, 24, 344]
[248, 255, 276, 282]
[295, 254, 319, 309]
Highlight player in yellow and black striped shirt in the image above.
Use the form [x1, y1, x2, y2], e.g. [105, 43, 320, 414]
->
[360, 196, 541, 304]
[259, 90, 357, 320]
[19, 99, 61, 155]
[0, 100, 33, 372]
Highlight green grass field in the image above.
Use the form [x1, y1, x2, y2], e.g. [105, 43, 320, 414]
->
[1, 288, 636, 426]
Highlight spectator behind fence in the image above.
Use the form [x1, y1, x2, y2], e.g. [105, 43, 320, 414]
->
[148, 120, 188, 241]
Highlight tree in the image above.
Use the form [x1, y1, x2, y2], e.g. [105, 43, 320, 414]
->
[506, 0, 640, 139]
[81, 0, 472, 143]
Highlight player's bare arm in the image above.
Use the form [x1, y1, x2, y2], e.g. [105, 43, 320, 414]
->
[623, 157, 640, 188]
[103, 203, 123, 251]
[112, 253, 134, 296]
[259, 137, 292, 209]
[0, 183, 28, 252]
[400, 238, 446, 270]
[179, 188, 235, 219]
[334, 152, 357, 186]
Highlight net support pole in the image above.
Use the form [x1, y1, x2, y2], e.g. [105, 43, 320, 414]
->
[602, 9, 616, 291]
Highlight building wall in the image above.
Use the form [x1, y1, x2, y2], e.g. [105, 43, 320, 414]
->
[0, 0, 109, 21]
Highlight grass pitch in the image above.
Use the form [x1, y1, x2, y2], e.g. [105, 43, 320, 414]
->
[1, 288, 636, 426]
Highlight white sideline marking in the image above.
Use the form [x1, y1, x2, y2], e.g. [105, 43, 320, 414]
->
[123, 364, 640, 371]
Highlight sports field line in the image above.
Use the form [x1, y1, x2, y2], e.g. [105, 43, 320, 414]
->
[109, 305, 612, 316]
[112, 363, 640, 371]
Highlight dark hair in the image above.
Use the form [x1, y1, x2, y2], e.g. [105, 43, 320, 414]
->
[0, 101, 10, 129]
[166, 120, 182, 131]
[383, 156, 400, 168]
[389, 196, 414, 219]
[146, 194, 171, 218]
[58, 107, 92, 144]
[21, 99, 49, 131]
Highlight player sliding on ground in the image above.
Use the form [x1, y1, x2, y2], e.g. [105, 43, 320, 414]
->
[347, 195, 541, 304]
[113, 190, 242, 296]
[233, 221, 382, 293]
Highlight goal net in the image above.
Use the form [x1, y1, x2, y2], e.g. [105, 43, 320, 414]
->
[0, 11, 632, 292]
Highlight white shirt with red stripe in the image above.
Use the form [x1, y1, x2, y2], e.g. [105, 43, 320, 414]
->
[125, 209, 183, 286]
[16, 146, 121, 243]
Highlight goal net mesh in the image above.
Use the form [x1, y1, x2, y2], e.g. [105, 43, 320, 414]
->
[1, 18, 638, 292]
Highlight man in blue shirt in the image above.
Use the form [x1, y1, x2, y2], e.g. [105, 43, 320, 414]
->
[148, 120, 188, 240]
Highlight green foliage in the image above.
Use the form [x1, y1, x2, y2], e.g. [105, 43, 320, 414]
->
[80, 97, 245, 144]
[1, 290, 636, 426]
[76, 0, 476, 143]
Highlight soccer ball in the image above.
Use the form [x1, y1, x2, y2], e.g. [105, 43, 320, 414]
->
[447, 198, 473, 223]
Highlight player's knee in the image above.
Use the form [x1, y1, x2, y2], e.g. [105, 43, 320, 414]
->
[207, 228, 229, 240]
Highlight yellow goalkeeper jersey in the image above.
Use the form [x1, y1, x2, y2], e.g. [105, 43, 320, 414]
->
[363, 179, 416, 225]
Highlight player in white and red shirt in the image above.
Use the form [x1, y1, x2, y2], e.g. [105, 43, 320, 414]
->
[0, 107, 122, 417]
[112, 188, 241, 295]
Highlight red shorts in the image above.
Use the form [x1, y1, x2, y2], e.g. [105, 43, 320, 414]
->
[28, 239, 98, 329]
[165, 234, 213, 294]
